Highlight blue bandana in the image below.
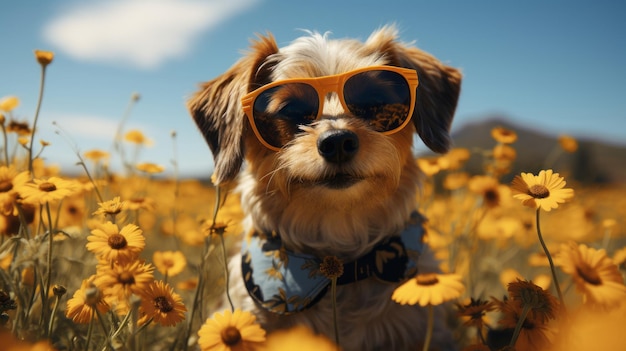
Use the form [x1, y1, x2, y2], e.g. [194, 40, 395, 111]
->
[241, 212, 425, 315]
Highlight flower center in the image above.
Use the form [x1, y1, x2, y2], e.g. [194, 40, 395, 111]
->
[38, 182, 57, 192]
[163, 258, 174, 269]
[118, 272, 135, 285]
[319, 256, 344, 279]
[220, 326, 242, 346]
[576, 263, 602, 285]
[528, 184, 550, 199]
[0, 180, 13, 193]
[484, 189, 499, 206]
[108, 234, 128, 249]
[154, 296, 173, 313]
[416, 273, 439, 286]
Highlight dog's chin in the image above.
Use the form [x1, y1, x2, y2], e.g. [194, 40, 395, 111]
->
[314, 172, 365, 189]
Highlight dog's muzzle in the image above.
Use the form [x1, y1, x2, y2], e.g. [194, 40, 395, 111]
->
[317, 129, 359, 163]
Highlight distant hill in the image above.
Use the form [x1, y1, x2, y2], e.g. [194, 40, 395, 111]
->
[432, 116, 626, 184]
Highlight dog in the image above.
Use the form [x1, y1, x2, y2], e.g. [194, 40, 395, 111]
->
[188, 25, 462, 350]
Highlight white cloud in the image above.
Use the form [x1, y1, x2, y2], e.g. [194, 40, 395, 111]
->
[43, 0, 259, 69]
[44, 114, 119, 141]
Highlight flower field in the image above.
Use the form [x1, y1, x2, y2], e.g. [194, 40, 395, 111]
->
[1, 51, 625, 351]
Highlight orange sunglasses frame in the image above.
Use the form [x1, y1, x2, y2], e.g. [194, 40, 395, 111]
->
[241, 65, 419, 151]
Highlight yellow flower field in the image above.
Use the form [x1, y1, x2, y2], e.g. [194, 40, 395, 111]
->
[1, 51, 625, 351]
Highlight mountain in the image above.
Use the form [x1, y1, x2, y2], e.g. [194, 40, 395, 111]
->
[438, 115, 626, 184]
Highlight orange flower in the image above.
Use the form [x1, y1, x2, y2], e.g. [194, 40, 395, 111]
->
[65, 276, 110, 324]
[139, 280, 186, 327]
[34, 49, 54, 66]
[558, 135, 578, 153]
[491, 126, 517, 144]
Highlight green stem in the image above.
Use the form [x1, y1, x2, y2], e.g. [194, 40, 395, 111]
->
[219, 233, 234, 312]
[509, 303, 531, 348]
[422, 304, 434, 351]
[43, 202, 54, 326]
[535, 209, 566, 311]
[86, 313, 95, 351]
[1, 124, 9, 166]
[28, 65, 47, 176]
[331, 277, 340, 347]
[47, 294, 60, 337]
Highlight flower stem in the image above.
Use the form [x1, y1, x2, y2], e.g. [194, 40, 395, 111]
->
[219, 232, 234, 312]
[422, 304, 434, 351]
[86, 313, 95, 351]
[46, 294, 60, 337]
[509, 303, 531, 348]
[43, 202, 54, 331]
[1, 123, 9, 166]
[28, 65, 48, 176]
[331, 277, 340, 347]
[535, 209, 566, 311]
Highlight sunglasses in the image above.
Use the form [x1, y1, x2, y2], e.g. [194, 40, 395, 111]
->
[241, 65, 419, 151]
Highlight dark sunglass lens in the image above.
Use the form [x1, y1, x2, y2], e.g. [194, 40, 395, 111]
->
[252, 83, 319, 148]
[344, 70, 411, 132]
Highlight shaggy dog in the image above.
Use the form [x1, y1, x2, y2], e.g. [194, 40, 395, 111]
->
[188, 25, 462, 350]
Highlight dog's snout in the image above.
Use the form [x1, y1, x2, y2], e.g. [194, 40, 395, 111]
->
[317, 129, 359, 163]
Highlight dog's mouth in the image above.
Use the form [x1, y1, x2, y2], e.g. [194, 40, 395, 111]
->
[317, 172, 364, 189]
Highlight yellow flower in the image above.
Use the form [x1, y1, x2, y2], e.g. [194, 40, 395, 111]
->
[613, 246, 626, 266]
[392, 273, 465, 306]
[176, 277, 198, 291]
[468, 175, 510, 208]
[262, 325, 338, 351]
[139, 280, 186, 327]
[439, 147, 471, 170]
[92, 196, 128, 218]
[86, 222, 145, 264]
[492, 144, 517, 161]
[136, 162, 164, 174]
[34, 49, 54, 66]
[558, 135, 578, 153]
[126, 196, 156, 212]
[0, 167, 30, 216]
[153, 250, 187, 277]
[491, 126, 517, 144]
[510, 169, 574, 211]
[6, 120, 31, 135]
[416, 157, 442, 176]
[17, 176, 80, 205]
[83, 149, 110, 163]
[0, 96, 20, 112]
[556, 241, 626, 306]
[124, 129, 152, 146]
[197, 308, 266, 351]
[443, 172, 469, 191]
[65, 276, 110, 324]
[94, 260, 154, 302]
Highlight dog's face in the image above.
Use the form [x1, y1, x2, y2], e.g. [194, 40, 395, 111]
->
[188, 26, 461, 256]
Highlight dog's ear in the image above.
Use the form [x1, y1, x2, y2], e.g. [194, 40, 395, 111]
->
[365, 27, 462, 153]
[187, 34, 279, 184]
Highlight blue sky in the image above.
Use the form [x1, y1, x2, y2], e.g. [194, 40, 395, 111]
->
[1, 0, 624, 178]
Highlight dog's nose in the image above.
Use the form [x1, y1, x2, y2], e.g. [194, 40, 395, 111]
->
[317, 129, 359, 163]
